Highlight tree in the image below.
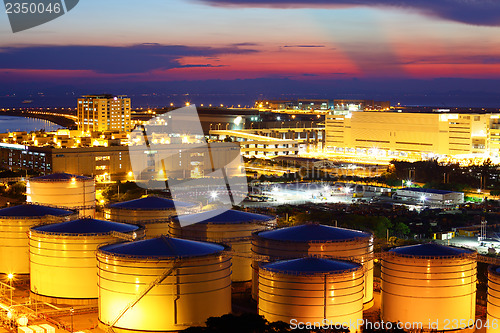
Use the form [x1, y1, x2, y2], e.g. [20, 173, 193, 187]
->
[393, 222, 410, 238]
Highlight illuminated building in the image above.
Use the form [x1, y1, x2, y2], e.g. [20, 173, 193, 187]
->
[0, 143, 51, 172]
[332, 99, 391, 112]
[78, 95, 132, 133]
[0, 142, 241, 181]
[255, 98, 389, 111]
[393, 187, 464, 205]
[326, 110, 500, 159]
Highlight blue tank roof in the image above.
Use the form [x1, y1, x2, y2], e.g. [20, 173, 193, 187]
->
[0, 204, 74, 218]
[173, 209, 273, 224]
[32, 218, 139, 234]
[389, 243, 474, 257]
[257, 223, 371, 242]
[261, 257, 361, 274]
[99, 236, 224, 258]
[109, 196, 195, 210]
[490, 265, 500, 276]
[31, 173, 92, 181]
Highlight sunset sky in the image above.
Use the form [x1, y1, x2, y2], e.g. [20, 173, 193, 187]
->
[1, 0, 500, 106]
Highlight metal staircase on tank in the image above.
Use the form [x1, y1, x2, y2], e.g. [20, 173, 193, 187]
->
[107, 260, 181, 333]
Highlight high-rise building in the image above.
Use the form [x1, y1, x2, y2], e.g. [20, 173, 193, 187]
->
[77, 94, 132, 133]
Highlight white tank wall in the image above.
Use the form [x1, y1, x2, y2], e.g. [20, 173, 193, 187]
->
[107, 208, 175, 238]
[97, 252, 231, 331]
[0, 214, 75, 274]
[170, 220, 274, 282]
[259, 267, 364, 332]
[29, 231, 136, 301]
[381, 253, 476, 330]
[252, 236, 374, 305]
[488, 267, 500, 333]
[27, 179, 95, 217]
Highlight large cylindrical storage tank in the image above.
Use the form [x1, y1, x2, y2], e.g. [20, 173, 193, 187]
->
[487, 265, 500, 333]
[170, 209, 275, 282]
[27, 173, 96, 217]
[29, 218, 143, 304]
[259, 257, 364, 332]
[252, 223, 373, 307]
[97, 236, 231, 332]
[106, 196, 199, 238]
[381, 243, 476, 331]
[0, 204, 77, 275]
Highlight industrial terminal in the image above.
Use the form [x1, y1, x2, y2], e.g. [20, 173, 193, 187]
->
[2, 94, 500, 333]
[5, 0, 500, 331]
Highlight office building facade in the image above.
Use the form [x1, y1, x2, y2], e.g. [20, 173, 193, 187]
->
[77, 95, 132, 133]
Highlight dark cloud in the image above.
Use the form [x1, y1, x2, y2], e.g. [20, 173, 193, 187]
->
[232, 42, 260, 46]
[197, 0, 500, 26]
[0, 44, 257, 74]
[402, 55, 500, 65]
[283, 45, 325, 48]
[179, 64, 228, 68]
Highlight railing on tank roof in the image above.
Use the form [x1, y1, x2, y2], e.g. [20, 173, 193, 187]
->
[25, 202, 96, 211]
[259, 265, 365, 277]
[110, 217, 276, 228]
[252, 228, 373, 244]
[97, 241, 232, 260]
[0, 209, 78, 220]
[478, 255, 500, 265]
[242, 251, 371, 264]
[172, 218, 277, 226]
[29, 176, 93, 182]
[383, 250, 477, 260]
[257, 254, 366, 276]
[29, 229, 138, 238]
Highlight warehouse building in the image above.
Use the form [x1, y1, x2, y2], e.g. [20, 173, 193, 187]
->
[326, 110, 500, 159]
[393, 187, 464, 205]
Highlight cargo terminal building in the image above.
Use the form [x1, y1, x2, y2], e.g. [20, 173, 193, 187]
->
[325, 110, 500, 160]
[0, 142, 242, 181]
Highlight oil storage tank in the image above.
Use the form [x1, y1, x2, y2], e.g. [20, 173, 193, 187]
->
[97, 236, 231, 332]
[0, 204, 76, 275]
[252, 223, 373, 307]
[381, 243, 476, 331]
[259, 257, 364, 333]
[29, 218, 142, 304]
[106, 196, 199, 237]
[487, 265, 500, 333]
[27, 173, 95, 217]
[169, 208, 275, 282]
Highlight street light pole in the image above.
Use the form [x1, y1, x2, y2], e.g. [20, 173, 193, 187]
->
[70, 307, 74, 333]
[7, 273, 13, 306]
